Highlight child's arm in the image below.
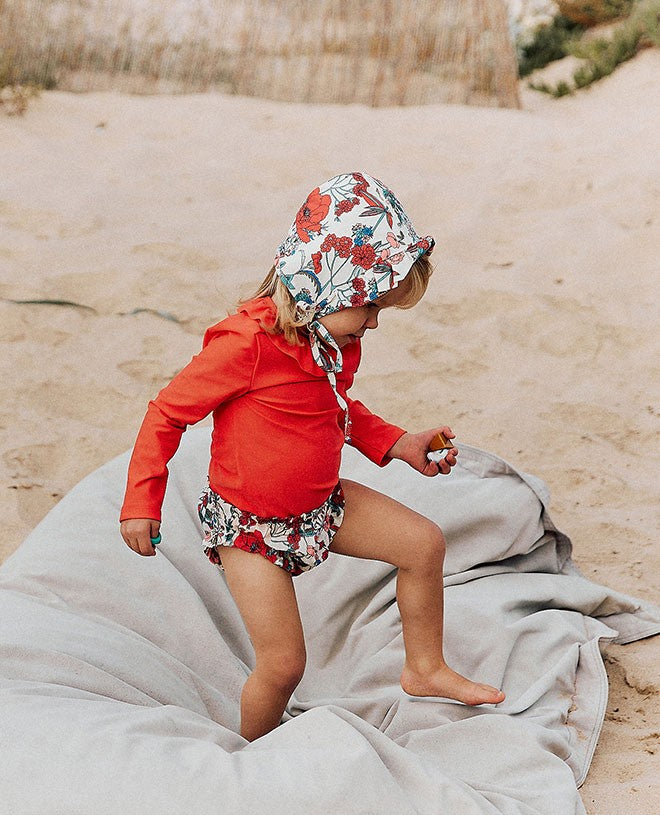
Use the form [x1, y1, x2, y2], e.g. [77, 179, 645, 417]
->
[119, 322, 257, 546]
[344, 397, 407, 465]
[343, 397, 457, 476]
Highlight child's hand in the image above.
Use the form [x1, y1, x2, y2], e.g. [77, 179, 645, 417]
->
[388, 427, 458, 477]
[120, 518, 161, 557]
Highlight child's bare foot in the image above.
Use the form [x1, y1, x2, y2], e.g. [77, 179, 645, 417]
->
[401, 663, 505, 706]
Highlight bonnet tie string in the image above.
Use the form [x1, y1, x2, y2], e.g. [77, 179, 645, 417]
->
[309, 319, 352, 442]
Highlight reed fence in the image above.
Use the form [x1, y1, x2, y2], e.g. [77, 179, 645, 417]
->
[0, 0, 521, 107]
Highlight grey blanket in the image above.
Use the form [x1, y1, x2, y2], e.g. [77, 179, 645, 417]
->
[1, 426, 658, 814]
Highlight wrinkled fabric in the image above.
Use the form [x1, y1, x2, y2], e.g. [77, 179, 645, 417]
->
[2, 426, 659, 815]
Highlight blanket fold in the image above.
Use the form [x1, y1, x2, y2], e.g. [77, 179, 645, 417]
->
[1, 426, 657, 815]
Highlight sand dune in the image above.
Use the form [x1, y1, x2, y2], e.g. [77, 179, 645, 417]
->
[1, 49, 659, 813]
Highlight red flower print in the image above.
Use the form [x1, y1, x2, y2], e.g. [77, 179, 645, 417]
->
[321, 233, 337, 253]
[408, 239, 431, 253]
[352, 277, 366, 291]
[351, 173, 382, 210]
[204, 546, 222, 565]
[337, 236, 352, 258]
[335, 197, 360, 216]
[351, 243, 376, 269]
[236, 530, 267, 556]
[287, 531, 301, 546]
[350, 291, 367, 307]
[312, 251, 322, 275]
[295, 187, 331, 243]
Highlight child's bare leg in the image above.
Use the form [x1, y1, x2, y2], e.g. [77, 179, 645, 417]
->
[220, 546, 307, 741]
[331, 480, 505, 705]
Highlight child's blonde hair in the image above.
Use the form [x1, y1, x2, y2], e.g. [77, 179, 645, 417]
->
[244, 253, 434, 346]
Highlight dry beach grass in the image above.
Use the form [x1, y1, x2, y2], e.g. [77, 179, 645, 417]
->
[0, 0, 519, 106]
[0, 15, 659, 815]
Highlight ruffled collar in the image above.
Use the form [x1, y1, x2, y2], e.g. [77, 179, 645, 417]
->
[237, 296, 360, 380]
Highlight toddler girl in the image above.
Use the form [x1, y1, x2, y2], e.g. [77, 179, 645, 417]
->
[120, 171, 505, 741]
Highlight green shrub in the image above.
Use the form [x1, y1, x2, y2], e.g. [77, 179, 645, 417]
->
[528, 0, 660, 95]
[554, 79, 574, 95]
[518, 15, 585, 76]
[528, 78, 575, 96]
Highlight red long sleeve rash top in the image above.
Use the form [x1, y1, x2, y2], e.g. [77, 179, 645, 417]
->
[120, 297, 406, 522]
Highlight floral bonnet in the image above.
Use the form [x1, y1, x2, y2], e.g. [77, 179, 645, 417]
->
[274, 171, 434, 435]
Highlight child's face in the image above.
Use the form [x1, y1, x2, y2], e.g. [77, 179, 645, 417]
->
[318, 280, 411, 348]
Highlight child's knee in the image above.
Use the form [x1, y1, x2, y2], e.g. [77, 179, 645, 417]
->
[259, 647, 306, 693]
[417, 521, 445, 569]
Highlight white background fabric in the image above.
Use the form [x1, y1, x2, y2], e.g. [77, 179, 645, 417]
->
[1, 426, 658, 814]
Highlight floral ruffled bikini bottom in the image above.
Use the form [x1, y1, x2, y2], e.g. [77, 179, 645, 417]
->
[197, 482, 345, 576]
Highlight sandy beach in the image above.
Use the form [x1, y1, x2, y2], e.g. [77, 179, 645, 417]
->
[1, 48, 658, 812]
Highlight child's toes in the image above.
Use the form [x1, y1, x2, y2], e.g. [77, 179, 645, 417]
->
[477, 684, 505, 704]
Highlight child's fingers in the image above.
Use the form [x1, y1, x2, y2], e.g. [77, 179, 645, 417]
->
[129, 534, 156, 557]
[120, 520, 159, 557]
[435, 448, 458, 475]
[142, 533, 158, 556]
